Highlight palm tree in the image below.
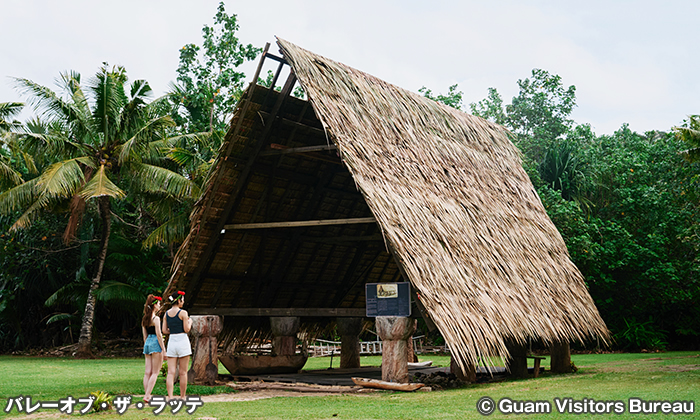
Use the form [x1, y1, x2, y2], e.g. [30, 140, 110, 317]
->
[0, 102, 29, 188]
[674, 115, 700, 163]
[0, 64, 199, 357]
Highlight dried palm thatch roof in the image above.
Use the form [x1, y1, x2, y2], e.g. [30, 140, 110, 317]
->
[165, 37, 608, 366]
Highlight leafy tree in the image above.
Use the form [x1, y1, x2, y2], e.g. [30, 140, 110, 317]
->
[506, 69, 576, 144]
[142, 2, 261, 252]
[418, 84, 464, 109]
[1, 65, 198, 357]
[169, 1, 261, 138]
[469, 87, 507, 125]
[468, 69, 581, 200]
[548, 126, 700, 348]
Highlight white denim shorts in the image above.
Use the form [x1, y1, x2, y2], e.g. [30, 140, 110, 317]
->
[166, 333, 192, 358]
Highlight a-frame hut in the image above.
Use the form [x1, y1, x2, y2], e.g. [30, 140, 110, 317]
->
[164, 38, 608, 373]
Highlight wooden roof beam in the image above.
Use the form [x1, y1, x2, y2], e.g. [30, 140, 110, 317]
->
[222, 217, 376, 231]
[195, 307, 365, 317]
[185, 71, 298, 304]
[259, 144, 337, 156]
[257, 111, 327, 136]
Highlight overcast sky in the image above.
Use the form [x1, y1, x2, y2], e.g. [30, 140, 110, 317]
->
[2, 0, 698, 135]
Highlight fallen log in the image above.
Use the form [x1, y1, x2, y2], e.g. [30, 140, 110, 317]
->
[351, 377, 425, 392]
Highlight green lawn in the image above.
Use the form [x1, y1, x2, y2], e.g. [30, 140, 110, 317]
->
[1, 351, 698, 419]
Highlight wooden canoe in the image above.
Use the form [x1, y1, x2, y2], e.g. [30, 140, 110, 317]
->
[408, 361, 433, 367]
[219, 354, 308, 375]
[351, 377, 425, 391]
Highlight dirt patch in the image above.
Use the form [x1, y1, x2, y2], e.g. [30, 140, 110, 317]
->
[661, 365, 700, 372]
[201, 389, 358, 402]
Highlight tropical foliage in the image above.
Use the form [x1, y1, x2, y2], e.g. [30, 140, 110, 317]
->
[0, 65, 198, 356]
[0, 3, 698, 353]
[420, 70, 700, 350]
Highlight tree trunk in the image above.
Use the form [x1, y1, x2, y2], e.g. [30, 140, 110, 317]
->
[75, 197, 111, 358]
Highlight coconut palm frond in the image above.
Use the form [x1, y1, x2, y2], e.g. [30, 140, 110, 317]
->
[165, 147, 197, 167]
[674, 115, 700, 163]
[75, 156, 97, 169]
[116, 115, 175, 164]
[45, 269, 89, 307]
[0, 160, 24, 186]
[61, 71, 92, 125]
[13, 77, 91, 133]
[90, 65, 128, 146]
[167, 131, 213, 148]
[142, 213, 190, 249]
[130, 163, 200, 198]
[0, 177, 40, 214]
[79, 165, 125, 200]
[46, 313, 80, 325]
[680, 147, 700, 162]
[37, 159, 85, 198]
[0, 102, 24, 132]
[8, 189, 52, 231]
[94, 280, 144, 303]
[0, 101, 24, 120]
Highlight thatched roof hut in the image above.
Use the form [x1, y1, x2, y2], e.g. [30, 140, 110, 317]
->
[164, 38, 608, 368]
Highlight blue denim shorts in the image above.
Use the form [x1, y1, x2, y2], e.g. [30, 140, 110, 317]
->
[143, 334, 162, 354]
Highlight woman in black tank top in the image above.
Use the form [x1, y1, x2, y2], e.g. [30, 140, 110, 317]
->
[163, 291, 193, 400]
[141, 295, 165, 403]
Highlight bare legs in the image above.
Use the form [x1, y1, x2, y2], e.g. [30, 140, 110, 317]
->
[143, 352, 163, 402]
[166, 356, 191, 399]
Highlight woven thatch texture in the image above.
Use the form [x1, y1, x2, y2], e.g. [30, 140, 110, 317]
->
[278, 38, 608, 368]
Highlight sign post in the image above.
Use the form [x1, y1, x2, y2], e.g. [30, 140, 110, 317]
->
[366, 282, 414, 383]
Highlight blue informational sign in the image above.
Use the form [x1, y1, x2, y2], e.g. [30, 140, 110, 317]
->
[365, 282, 411, 317]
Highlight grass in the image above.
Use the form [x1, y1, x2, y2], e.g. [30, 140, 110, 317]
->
[1, 351, 698, 419]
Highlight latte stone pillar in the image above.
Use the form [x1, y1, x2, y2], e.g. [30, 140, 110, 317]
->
[450, 353, 477, 383]
[550, 340, 572, 373]
[270, 317, 300, 356]
[337, 318, 363, 369]
[187, 315, 223, 385]
[505, 339, 528, 378]
[376, 316, 416, 383]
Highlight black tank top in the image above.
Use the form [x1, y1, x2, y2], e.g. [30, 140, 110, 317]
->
[167, 309, 185, 334]
[146, 325, 156, 335]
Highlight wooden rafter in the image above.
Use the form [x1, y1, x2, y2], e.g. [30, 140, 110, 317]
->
[223, 217, 376, 231]
[185, 71, 298, 304]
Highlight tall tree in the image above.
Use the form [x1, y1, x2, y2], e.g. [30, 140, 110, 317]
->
[1, 65, 198, 357]
[169, 1, 260, 139]
[0, 102, 28, 188]
[142, 2, 261, 252]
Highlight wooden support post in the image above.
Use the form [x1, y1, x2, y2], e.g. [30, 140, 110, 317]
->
[550, 340, 572, 373]
[407, 319, 419, 363]
[376, 316, 415, 383]
[270, 317, 300, 356]
[450, 354, 477, 383]
[187, 315, 223, 385]
[337, 318, 362, 369]
[505, 340, 528, 378]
